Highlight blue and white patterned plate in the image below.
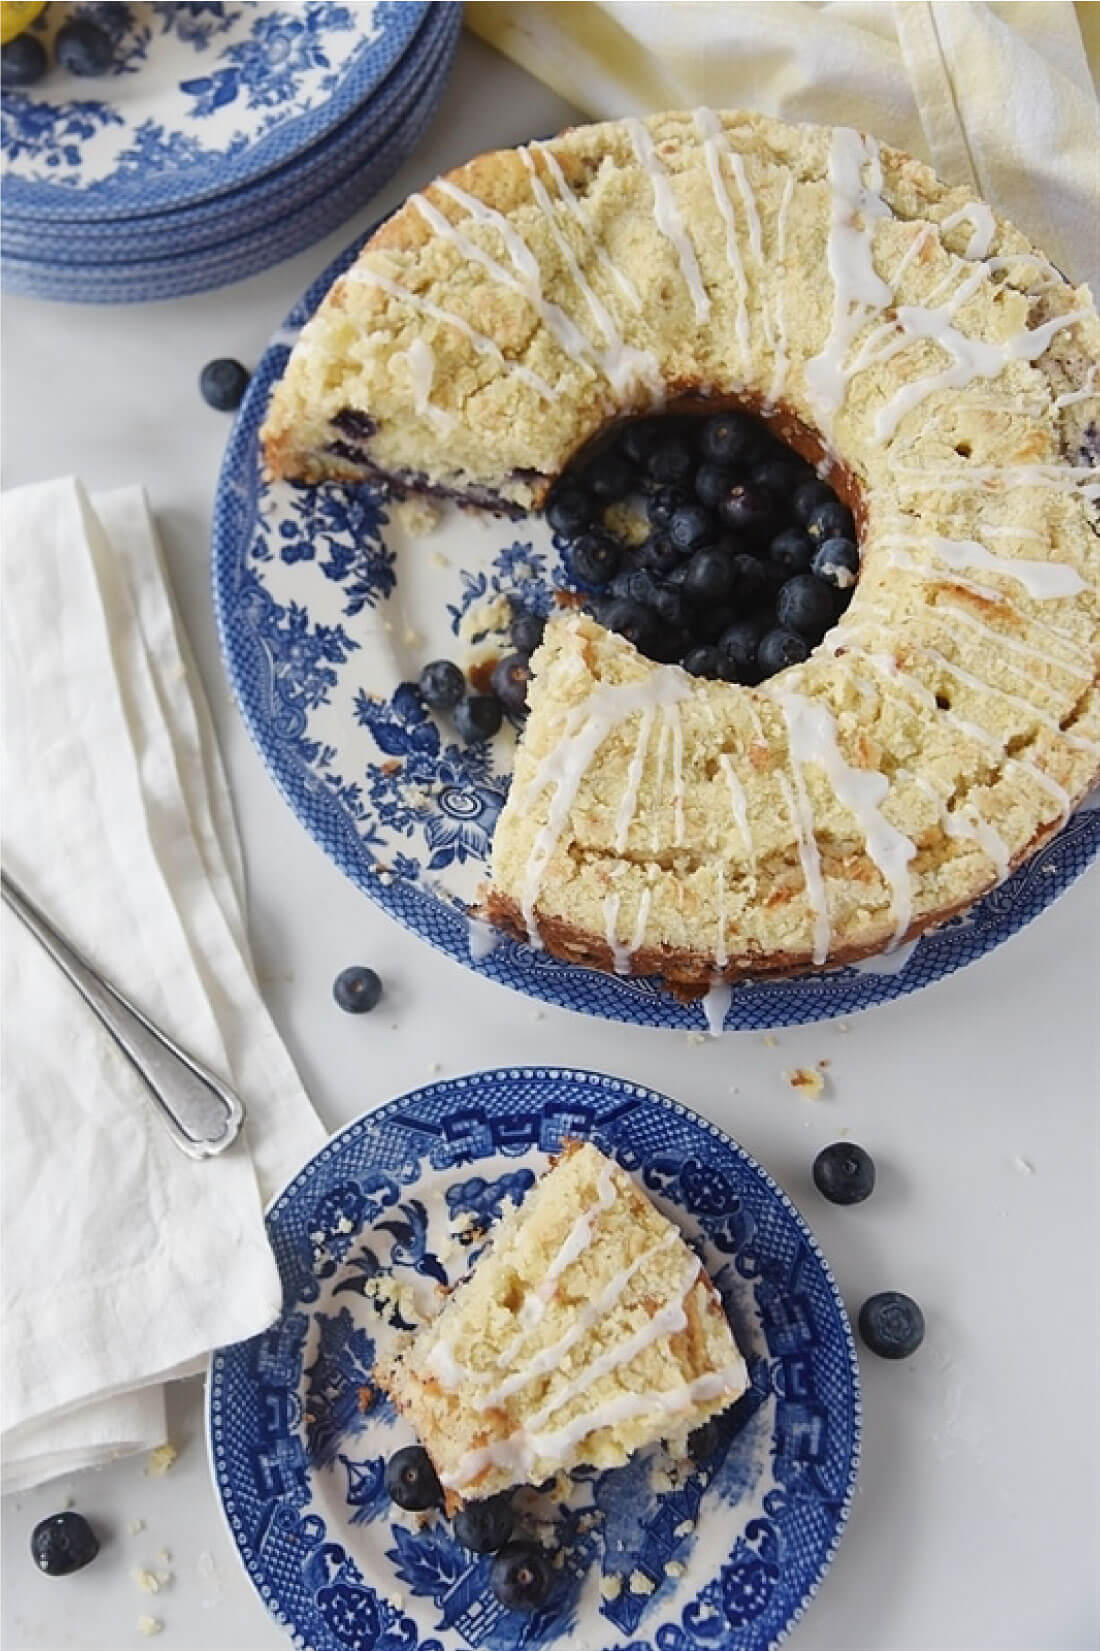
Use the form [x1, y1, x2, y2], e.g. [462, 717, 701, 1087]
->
[1, 0, 429, 219]
[211, 228, 1100, 1035]
[0, 3, 457, 263]
[208, 1067, 861, 1651]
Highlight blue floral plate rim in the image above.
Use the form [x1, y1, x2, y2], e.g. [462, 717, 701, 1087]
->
[207, 1065, 862, 1651]
[210, 224, 1100, 1036]
[2, 0, 435, 220]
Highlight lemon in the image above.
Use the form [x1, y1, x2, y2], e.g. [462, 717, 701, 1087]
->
[1, 1, 46, 45]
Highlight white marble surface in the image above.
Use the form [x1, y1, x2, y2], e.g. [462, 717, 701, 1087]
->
[2, 29, 1098, 1651]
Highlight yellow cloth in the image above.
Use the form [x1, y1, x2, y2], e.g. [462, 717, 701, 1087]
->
[467, 1, 1099, 288]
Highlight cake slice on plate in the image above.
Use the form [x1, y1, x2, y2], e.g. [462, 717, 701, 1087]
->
[378, 1141, 748, 1506]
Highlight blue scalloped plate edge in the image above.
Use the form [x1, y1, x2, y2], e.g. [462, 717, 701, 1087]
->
[211, 226, 1100, 1035]
[206, 1066, 863, 1651]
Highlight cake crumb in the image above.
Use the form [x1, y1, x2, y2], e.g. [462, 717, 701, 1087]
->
[128, 1520, 145, 1536]
[156, 1571, 173, 1589]
[357, 1384, 377, 1414]
[1013, 1155, 1036, 1175]
[133, 1569, 161, 1595]
[533, 1009, 545, 1021]
[673, 1519, 695, 1538]
[762, 1033, 778, 1047]
[834, 1021, 851, 1034]
[145, 1444, 177, 1478]
[629, 1569, 656, 1596]
[136, 1618, 162, 1638]
[599, 1573, 622, 1601]
[402, 628, 422, 649]
[393, 497, 442, 536]
[158, 1549, 171, 1565]
[665, 1559, 685, 1578]
[428, 1060, 441, 1074]
[429, 549, 451, 570]
[784, 1066, 825, 1099]
[685, 1031, 707, 1046]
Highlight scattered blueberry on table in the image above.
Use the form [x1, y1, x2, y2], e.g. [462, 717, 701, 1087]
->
[859, 1291, 926, 1359]
[55, 17, 113, 76]
[31, 1512, 99, 1577]
[199, 358, 251, 413]
[813, 1142, 876, 1205]
[1, 31, 47, 86]
[332, 965, 382, 1015]
[454, 1491, 515, 1553]
[546, 412, 858, 682]
[384, 1445, 443, 1511]
[490, 1541, 554, 1611]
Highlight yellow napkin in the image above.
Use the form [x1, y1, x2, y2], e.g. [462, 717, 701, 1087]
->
[467, 1, 1099, 288]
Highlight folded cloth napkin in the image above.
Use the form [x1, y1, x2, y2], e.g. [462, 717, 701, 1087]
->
[1, 478, 327, 1495]
[467, 0, 1099, 290]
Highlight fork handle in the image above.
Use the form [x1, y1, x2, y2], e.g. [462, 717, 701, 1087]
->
[1, 869, 243, 1160]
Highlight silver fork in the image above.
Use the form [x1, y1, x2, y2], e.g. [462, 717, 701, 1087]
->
[1, 868, 244, 1160]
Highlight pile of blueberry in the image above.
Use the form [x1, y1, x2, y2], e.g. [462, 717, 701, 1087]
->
[1, 5, 123, 88]
[418, 606, 544, 742]
[549, 411, 859, 682]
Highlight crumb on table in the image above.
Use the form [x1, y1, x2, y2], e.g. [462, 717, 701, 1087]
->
[145, 1443, 178, 1478]
[599, 1573, 623, 1601]
[136, 1618, 163, 1638]
[784, 1066, 825, 1099]
[628, 1569, 656, 1596]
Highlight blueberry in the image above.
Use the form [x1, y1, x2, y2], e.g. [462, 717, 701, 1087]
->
[491, 654, 532, 714]
[418, 659, 465, 710]
[694, 462, 730, 511]
[691, 602, 738, 644]
[682, 645, 718, 677]
[200, 357, 250, 412]
[700, 413, 756, 466]
[719, 483, 774, 540]
[608, 568, 661, 606]
[805, 499, 855, 544]
[635, 532, 685, 575]
[752, 457, 806, 497]
[31, 1513, 100, 1578]
[716, 620, 762, 684]
[813, 1142, 876, 1205]
[454, 1492, 515, 1553]
[858, 1291, 925, 1360]
[646, 485, 693, 529]
[792, 479, 835, 524]
[454, 695, 503, 743]
[584, 451, 635, 501]
[569, 531, 621, 588]
[1, 33, 48, 87]
[768, 526, 814, 576]
[812, 537, 860, 590]
[490, 1542, 554, 1611]
[684, 547, 734, 603]
[55, 17, 113, 75]
[729, 551, 770, 608]
[667, 503, 714, 553]
[385, 1445, 443, 1511]
[618, 419, 663, 466]
[545, 483, 592, 538]
[333, 966, 382, 1014]
[646, 436, 695, 487]
[650, 584, 687, 629]
[757, 627, 810, 675]
[602, 598, 656, 652]
[649, 624, 693, 664]
[510, 608, 546, 656]
[776, 574, 836, 637]
[687, 1417, 723, 1463]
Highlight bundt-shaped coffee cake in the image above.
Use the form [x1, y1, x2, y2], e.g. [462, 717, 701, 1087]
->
[262, 110, 1100, 986]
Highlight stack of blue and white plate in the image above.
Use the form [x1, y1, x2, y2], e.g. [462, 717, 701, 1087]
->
[1, 1, 460, 303]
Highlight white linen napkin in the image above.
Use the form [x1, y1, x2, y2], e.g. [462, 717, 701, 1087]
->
[1, 477, 327, 1495]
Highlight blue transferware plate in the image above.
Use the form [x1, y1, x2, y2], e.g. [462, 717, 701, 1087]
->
[0, 3, 458, 264]
[208, 1067, 861, 1651]
[210, 226, 1100, 1033]
[1, 0, 430, 220]
[0, 16, 457, 303]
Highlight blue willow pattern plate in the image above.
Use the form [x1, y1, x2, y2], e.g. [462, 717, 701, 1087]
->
[211, 230, 1100, 1035]
[1, 1, 429, 218]
[208, 1068, 861, 1651]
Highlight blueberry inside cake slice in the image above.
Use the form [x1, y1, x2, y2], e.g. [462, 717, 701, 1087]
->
[377, 1142, 747, 1505]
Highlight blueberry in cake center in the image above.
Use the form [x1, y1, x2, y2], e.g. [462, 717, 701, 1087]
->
[547, 411, 859, 684]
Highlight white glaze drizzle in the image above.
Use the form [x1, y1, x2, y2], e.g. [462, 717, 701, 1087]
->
[530, 140, 643, 311]
[395, 337, 455, 432]
[889, 459, 1100, 501]
[467, 916, 501, 960]
[766, 169, 795, 407]
[345, 266, 557, 400]
[1053, 363, 1098, 408]
[718, 753, 755, 871]
[623, 117, 711, 323]
[775, 769, 831, 965]
[805, 127, 892, 427]
[878, 530, 1086, 599]
[518, 147, 663, 398]
[440, 1363, 746, 1490]
[651, 715, 671, 853]
[630, 887, 653, 956]
[602, 892, 632, 974]
[615, 704, 656, 849]
[693, 107, 751, 367]
[702, 979, 732, 1038]
[518, 672, 693, 945]
[775, 691, 917, 945]
[940, 201, 996, 259]
[912, 773, 1011, 882]
[714, 863, 729, 969]
[669, 702, 686, 845]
